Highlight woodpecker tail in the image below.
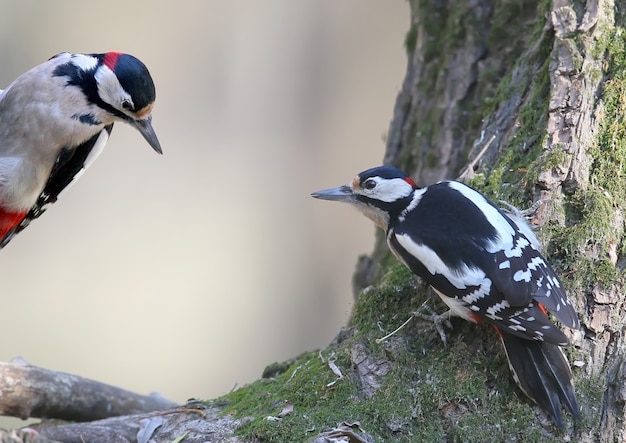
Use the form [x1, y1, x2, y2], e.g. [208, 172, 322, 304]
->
[498, 330, 580, 429]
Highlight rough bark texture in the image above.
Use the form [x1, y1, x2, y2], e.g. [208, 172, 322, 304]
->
[33, 406, 240, 443]
[0, 359, 176, 422]
[5, 0, 626, 441]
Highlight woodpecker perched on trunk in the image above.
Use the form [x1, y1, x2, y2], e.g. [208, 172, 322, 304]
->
[312, 165, 581, 428]
[0, 52, 162, 248]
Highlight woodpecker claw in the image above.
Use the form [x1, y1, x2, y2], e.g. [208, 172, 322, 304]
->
[412, 303, 453, 346]
[499, 199, 546, 220]
[375, 302, 453, 346]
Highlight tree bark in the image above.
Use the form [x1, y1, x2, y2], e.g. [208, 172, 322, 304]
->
[0, 359, 176, 422]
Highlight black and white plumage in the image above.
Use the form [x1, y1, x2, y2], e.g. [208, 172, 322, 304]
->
[312, 165, 581, 428]
[0, 52, 161, 248]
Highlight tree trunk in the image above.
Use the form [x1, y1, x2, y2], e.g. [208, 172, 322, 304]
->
[372, 0, 624, 441]
[16, 0, 626, 441]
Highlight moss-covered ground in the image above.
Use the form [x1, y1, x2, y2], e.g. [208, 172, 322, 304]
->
[214, 266, 587, 442]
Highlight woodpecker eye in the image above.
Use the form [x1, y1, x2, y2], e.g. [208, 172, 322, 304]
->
[121, 100, 133, 111]
[364, 179, 377, 190]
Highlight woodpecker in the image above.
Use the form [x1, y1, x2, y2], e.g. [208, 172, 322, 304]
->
[312, 165, 581, 428]
[0, 52, 162, 248]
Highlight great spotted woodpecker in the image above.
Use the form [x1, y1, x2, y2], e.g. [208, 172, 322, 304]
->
[0, 52, 161, 248]
[312, 165, 581, 428]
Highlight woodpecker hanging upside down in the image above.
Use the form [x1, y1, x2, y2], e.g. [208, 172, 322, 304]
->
[312, 165, 581, 429]
[0, 52, 162, 248]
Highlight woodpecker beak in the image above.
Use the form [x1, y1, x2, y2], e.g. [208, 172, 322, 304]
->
[132, 116, 162, 154]
[311, 185, 355, 202]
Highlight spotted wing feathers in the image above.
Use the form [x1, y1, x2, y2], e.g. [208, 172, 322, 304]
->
[388, 181, 578, 344]
[489, 231, 579, 330]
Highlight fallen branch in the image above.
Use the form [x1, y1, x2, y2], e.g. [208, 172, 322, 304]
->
[0, 358, 176, 422]
[30, 406, 240, 443]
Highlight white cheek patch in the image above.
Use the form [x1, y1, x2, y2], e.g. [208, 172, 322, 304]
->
[94, 66, 132, 112]
[357, 177, 413, 202]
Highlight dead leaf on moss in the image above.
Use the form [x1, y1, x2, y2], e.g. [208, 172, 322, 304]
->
[278, 400, 294, 418]
[310, 421, 374, 443]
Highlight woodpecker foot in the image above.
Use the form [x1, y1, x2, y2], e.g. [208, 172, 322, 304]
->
[499, 199, 546, 220]
[412, 303, 453, 346]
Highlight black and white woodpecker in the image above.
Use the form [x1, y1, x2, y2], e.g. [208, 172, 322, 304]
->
[0, 52, 161, 248]
[312, 165, 581, 428]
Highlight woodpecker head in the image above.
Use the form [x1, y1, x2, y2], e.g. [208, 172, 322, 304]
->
[53, 52, 162, 154]
[311, 166, 418, 229]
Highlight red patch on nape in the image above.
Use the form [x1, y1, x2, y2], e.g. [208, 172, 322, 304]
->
[103, 52, 123, 70]
[0, 207, 26, 241]
[404, 176, 418, 188]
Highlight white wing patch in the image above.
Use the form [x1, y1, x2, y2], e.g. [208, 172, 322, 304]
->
[447, 181, 515, 252]
[395, 232, 486, 289]
[56, 129, 109, 200]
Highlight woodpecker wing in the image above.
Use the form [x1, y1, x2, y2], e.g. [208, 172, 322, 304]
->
[391, 232, 570, 345]
[488, 229, 579, 329]
[388, 181, 578, 344]
[0, 124, 113, 247]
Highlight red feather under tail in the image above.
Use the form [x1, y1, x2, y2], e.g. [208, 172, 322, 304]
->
[0, 207, 27, 247]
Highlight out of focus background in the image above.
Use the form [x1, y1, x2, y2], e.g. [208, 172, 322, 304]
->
[0, 0, 408, 423]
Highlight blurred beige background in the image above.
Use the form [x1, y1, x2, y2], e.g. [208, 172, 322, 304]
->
[0, 0, 408, 421]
